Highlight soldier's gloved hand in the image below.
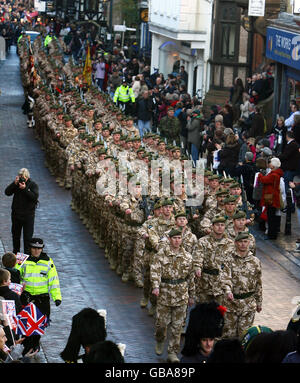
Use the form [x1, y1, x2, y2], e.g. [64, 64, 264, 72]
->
[55, 300, 61, 307]
[256, 305, 262, 313]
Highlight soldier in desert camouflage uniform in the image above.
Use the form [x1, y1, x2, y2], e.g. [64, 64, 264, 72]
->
[198, 188, 228, 236]
[226, 210, 256, 256]
[137, 201, 162, 314]
[202, 174, 220, 212]
[194, 215, 234, 305]
[222, 232, 262, 339]
[151, 228, 195, 363]
[119, 182, 145, 283]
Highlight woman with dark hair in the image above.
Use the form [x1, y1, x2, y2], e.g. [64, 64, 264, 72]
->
[180, 302, 226, 363]
[269, 116, 287, 155]
[60, 308, 107, 363]
[221, 104, 234, 128]
[206, 105, 219, 126]
[246, 330, 297, 363]
[216, 133, 240, 177]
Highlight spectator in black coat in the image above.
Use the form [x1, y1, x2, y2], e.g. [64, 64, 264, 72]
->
[4, 168, 39, 255]
[279, 131, 300, 193]
[216, 133, 240, 177]
[234, 152, 256, 204]
[136, 90, 154, 138]
[248, 106, 265, 138]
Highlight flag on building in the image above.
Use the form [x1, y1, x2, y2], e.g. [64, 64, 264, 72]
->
[14, 302, 48, 337]
[83, 44, 92, 87]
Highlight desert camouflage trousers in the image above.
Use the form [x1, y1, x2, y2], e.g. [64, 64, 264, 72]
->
[155, 302, 187, 354]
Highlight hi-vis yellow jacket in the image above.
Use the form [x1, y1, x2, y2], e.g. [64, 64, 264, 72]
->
[17, 253, 62, 302]
[114, 85, 135, 104]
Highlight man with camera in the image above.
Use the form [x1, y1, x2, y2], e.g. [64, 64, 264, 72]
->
[5, 168, 39, 255]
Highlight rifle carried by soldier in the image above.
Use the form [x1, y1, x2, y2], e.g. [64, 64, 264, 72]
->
[139, 195, 155, 221]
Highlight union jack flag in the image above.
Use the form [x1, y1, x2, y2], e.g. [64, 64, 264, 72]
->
[13, 303, 48, 337]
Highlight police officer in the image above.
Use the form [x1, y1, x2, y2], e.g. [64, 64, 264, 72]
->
[18, 238, 62, 355]
[113, 79, 135, 116]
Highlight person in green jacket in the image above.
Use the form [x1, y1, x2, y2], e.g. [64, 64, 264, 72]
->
[17, 238, 62, 355]
[158, 107, 181, 145]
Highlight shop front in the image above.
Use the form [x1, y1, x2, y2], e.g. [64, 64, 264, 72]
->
[266, 24, 300, 123]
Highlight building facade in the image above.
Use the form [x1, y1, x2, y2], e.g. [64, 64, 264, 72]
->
[266, 11, 300, 121]
[148, 0, 213, 97]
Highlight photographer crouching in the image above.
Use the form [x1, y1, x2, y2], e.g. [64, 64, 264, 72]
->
[4, 168, 39, 255]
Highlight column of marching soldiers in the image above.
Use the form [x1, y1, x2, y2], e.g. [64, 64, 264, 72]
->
[18, 33, 263, 360]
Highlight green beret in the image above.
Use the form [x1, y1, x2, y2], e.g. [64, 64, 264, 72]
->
[102, 126, 110, 131]
[154, 201, 162, 210]
[161, 198, 174, 207]
[223, 195, 238, 204]
[223, 178, 235, 184]
[229, 183, 241, 189]
[137, 148, 145, 153]
[233, 211, 247, 220]
[97, 149, 107, 155]
[112, 130, 122, 135]
[208, 175, 219, 181]
[171, 147, 181, 152]
[212, 215, 227, 224]
[215, 188, 229, 197]
[235, 231, 250, 241]
[63, 115, 72, 121]
[92, 142, 101, 147]
[204, 170, 213, 177]
[168, 228, 182, 237]
[175, 211, 187, 219]
[94, 120, 102, 124]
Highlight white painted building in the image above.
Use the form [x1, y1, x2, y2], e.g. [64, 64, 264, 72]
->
[148, 0, 213, 97]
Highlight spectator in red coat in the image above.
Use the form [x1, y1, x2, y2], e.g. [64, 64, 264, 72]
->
[258, 158, 283, 240]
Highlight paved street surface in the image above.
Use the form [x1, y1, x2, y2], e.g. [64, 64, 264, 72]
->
[0, 47, 300, 363]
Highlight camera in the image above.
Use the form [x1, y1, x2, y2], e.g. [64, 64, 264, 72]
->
[19, 177, 26, 184]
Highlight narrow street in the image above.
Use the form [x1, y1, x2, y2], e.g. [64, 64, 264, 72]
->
[0, 47, 300, 363]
